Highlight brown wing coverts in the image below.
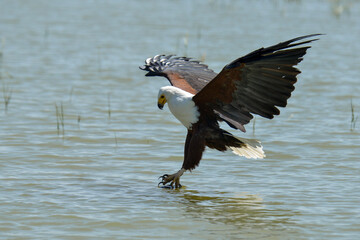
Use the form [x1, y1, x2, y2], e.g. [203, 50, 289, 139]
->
[193, 34, 321, 131]
[139, 55, 217, 94]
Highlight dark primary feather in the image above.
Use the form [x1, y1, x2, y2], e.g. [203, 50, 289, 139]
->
[193, 34, 321, 132]
[139, 55, 217, 94]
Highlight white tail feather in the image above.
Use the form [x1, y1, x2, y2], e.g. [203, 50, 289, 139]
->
[228, 136, 265, 159]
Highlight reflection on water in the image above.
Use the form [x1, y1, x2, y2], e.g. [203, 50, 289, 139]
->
[182, 191, 267, 224]
[166, 189, 302, 238]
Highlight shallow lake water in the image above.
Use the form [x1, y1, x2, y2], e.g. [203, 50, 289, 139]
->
[0, 0, 359, 239]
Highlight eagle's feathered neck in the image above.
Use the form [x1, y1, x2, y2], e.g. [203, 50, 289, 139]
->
[158, 86, 200, 129]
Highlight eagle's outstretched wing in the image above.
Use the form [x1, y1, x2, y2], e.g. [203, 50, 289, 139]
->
[193, 34, 321, 132]
[139, 55, 217, 94]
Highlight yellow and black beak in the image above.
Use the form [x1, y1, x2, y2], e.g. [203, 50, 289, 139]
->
[157, 95, 167, 110]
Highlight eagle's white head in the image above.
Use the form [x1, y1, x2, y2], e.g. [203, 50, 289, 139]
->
[157, 86, 200, 129]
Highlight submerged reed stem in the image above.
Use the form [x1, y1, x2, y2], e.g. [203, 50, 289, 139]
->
[2, 82, 12, 113]
[55, 102, 65, 137]
[0, 43, 12, 113]
[350, 98, 358, 131]
[77, 114, 81, 129]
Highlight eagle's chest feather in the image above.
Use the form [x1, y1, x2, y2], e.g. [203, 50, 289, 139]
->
[167, 96, 200, 129]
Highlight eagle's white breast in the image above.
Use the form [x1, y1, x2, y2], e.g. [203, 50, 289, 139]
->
[158, 86, 200, 129]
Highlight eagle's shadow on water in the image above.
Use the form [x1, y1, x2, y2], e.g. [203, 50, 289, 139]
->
[165, 188, 300, 233]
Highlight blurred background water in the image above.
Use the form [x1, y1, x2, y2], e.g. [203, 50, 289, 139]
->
[0, 0, 359, 239]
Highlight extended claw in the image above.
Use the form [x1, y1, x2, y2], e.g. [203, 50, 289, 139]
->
[158, 174, 175, 188]
[157, 169, 185, 189]
[158, 174, 168, 186]
[158, 174, 168, 180]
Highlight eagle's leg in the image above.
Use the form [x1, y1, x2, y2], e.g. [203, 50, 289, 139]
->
[158, 168, 185, 188]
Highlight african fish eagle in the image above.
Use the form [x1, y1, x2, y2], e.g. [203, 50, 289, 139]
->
[140, 34, 321, 188]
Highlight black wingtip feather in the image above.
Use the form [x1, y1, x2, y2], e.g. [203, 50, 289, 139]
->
[226, 34, 322, 69]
